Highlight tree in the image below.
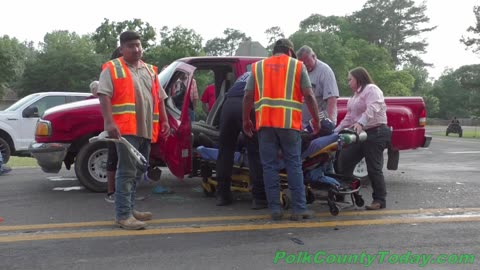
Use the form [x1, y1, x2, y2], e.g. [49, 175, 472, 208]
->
[431, 70, 470, 119]
[460, 5, 480, 53]
[453, 64, 480, 117]
[350, 0, 436, 67]
[91, 18, 156, 56]
[344, 38, 394, 77]
[204, 38, 229, 56]
[204, 28, 250, 56]
[375, 70, 414, 96]
[143, 26, 204, 68]
[20, 31, 102, 96]
[264, 26, 285, 52]
[223, 28, 250, 56]
[0, 36, 35, 96]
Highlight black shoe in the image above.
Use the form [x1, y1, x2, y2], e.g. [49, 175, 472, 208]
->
[271, 212, 284, 221]
[251, 199, 268, 210]
[216, 194, 233, 206]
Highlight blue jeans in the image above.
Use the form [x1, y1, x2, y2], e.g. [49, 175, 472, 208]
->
[258, 127, 306, 214]
[115, 135, 151, 221]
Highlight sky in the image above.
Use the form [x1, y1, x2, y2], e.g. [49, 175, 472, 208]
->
[1, 0, 479, 79]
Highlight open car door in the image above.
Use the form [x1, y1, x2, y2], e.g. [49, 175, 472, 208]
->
[151, 62, 196, 179]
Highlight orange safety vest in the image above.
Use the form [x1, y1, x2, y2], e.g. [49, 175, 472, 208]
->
[102, 57, 160, 143]
[252, 55, 304, 130]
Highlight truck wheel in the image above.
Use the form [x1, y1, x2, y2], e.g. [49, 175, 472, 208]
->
[0, 137, 11, 164]
[75, 141, 108, 192]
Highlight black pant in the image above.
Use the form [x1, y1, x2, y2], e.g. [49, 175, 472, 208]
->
[215, 96, 266, 200]
[338, 124, 391, 205]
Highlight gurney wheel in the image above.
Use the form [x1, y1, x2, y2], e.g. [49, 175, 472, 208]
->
[201, 182, 216, 197]
[328, 201, 339, 216]
[306, 187, 315, 204]
[280, 193, 290, 210]
[354, 194, 364, 207]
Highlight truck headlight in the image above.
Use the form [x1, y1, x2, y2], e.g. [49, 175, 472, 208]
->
[35, 120, 51, 136]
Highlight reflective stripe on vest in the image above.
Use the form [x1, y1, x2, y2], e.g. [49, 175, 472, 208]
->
[253, 55, 303, 130]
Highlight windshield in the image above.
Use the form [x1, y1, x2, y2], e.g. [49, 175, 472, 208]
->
[4, 93, 41, 112]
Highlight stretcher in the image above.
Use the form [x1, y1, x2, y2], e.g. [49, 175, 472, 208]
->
[196, 129, 367, 215]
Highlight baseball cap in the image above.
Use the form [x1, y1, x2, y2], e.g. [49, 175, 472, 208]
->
[274, 38, 297, 58]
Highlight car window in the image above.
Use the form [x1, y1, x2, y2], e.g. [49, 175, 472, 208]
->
[67, 95, 89, 102]
[4, 93, 41, 112]
[27, 96, 66, 117]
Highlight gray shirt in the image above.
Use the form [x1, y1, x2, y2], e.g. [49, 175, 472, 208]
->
[98, 61, 167, 139]
[301, 59, 339, 128]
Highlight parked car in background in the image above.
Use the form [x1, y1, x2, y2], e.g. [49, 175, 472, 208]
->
[0, 92, 91, 163]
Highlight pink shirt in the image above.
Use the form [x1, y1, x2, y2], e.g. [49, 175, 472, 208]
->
[335, 84, 387, 132]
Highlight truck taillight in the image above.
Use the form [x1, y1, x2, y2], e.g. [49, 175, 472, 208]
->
[419, 108, 426, 127]
[35, 120, 51, 136]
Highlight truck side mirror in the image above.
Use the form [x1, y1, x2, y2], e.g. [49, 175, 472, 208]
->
[23, 106, 39, 118]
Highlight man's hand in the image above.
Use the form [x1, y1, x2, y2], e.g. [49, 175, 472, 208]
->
[311, 118, 321, 134]
[243, 119, 255, 138]
[160, 121, 170, 139]
[105, 122, 121, 139]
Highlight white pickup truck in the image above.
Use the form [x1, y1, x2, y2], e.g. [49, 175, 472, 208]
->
[0, 91, 91, 163]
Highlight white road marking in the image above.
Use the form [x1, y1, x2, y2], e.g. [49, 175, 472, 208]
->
[447, 151, 480, 154]
[52, 186, 84, 191]
[47, 176, 78, 181]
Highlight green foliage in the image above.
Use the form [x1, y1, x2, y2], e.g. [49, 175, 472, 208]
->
[375, 70, 414, 96]
[143, 26, 204, 69]
[193, 70, 214, 121]
[20, 31, 102, 96]
[350, 0, 436, 67]
[431, 70, 470, 118]
[264, 26, 285, 52]
[92, 18, 156, 56]
[461, 6, 480, 53]
[345, 39, 394, 75]
[423, 94, 440, 116]
[431, 65, 480, 118]
[0, 36, 35, 95]
[204, 28, 250, 56]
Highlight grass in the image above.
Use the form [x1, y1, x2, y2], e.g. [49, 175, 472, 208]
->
[5, 156, 39, 168]
[432, 129, 480, 139]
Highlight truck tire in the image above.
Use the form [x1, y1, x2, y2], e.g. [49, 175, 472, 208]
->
[0, 137, 11, 164]
[75, 141, 108, 192]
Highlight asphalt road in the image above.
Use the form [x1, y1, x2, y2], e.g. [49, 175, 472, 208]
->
[0, 131, 479, 270]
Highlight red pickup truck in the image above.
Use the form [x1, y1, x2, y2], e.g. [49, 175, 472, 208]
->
[29, 56, 431, 192]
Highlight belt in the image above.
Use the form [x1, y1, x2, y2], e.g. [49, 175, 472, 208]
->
[365, 124, 387, 132]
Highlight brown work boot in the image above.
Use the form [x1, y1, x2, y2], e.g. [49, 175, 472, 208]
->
[133, 210, 153, 221]
[290, 210, 315, 221]
[365, 201, 386, 210]
[116, 216, 146, 230]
